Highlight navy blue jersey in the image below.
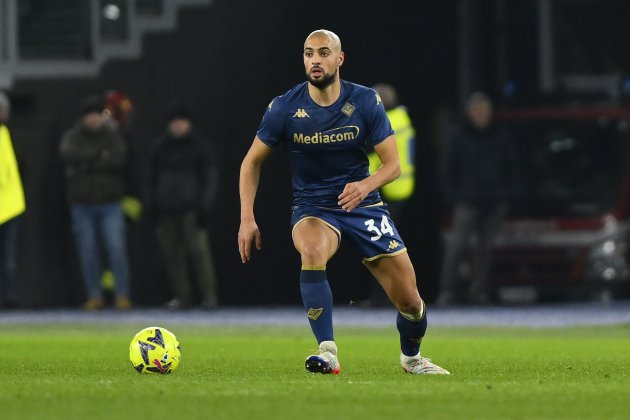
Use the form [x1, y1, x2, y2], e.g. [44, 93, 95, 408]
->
[256, 80, 394, 208]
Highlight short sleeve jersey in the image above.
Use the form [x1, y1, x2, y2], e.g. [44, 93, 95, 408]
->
[256, 80, 394, 208]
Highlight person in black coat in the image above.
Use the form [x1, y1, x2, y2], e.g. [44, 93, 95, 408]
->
[145, 106, 219, 309]
[437, 92, 520, 305]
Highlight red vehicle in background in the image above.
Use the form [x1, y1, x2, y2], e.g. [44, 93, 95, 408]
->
[485, 105, 630, 302]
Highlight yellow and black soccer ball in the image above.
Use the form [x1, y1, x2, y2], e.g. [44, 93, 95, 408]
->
[129, 327, 181, 374]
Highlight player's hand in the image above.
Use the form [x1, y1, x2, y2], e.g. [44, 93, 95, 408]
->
[338, 181, 370, 212]
[238, 219, 262, 263]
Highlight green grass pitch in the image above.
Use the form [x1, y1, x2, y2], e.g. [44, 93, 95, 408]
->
[1, 324, 629, 419]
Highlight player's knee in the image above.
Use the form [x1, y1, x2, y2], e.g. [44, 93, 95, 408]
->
[396, 298, 422, 316]
[299, 241, 328, 265]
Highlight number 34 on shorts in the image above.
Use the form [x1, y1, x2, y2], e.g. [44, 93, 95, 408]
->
[364, 215, 394, 241]
[351, 206, 406, 259]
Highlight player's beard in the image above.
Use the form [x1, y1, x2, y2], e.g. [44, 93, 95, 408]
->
[306, 68, 337, 89]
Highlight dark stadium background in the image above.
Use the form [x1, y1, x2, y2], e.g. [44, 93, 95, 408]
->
[5, 0, 615, 306]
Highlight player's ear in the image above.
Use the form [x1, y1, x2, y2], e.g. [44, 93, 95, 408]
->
[338, 51, 344, 67]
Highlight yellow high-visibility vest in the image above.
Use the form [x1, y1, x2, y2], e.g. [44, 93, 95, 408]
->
[0, 125, 25, 224]
[368, 106, 415, 201]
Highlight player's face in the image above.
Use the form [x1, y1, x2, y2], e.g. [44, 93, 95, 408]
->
[303, 35, 344, 89]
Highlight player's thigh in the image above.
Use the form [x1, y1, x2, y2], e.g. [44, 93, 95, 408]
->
[365, 252, 421, 312]
[292, 217, 339, 264]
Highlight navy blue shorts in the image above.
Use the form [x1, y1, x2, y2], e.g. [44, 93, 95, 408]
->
[291, 203, 407, 262]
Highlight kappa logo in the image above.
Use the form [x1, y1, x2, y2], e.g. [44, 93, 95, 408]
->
[307, 307, 324, 320]
[388, 240, 401, 251]
[341, 102, 355, 117]
[375, 92, 382, 105]
[293, 108, 310, 118]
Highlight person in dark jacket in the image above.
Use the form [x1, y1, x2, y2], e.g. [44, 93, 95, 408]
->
[59, 97, 131, 310]
[145, 106, 219, 309]
[437, 92, 519, 305]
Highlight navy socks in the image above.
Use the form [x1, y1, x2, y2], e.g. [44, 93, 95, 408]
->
[300, 268, 334, 343]
[396, 302, 428, 356]
[300, 266, 427, 356]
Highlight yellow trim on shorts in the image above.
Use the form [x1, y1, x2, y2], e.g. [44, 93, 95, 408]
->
[362, 201, 384, 208]
[291, 216, 341, 244]
[362, 247, 407, 263]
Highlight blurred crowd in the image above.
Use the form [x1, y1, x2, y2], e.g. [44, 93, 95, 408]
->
[1, 89, 220, 310]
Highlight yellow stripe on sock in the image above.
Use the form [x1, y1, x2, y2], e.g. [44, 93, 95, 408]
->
[399, 298, 426, 321]
[302, 265, 326, 271]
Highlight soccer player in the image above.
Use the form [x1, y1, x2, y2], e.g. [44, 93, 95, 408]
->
[238, 29, 449, 375]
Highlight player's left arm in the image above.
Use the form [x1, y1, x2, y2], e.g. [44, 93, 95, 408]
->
[338, 135, 400, 212]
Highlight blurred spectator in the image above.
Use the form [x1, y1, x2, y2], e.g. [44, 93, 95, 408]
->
[437, 92, 519, 305]
[0, 91, 25, 308]
[364, 83, 416, 306]
[59, 96, 131, 310]
[145, 105, 219, 310]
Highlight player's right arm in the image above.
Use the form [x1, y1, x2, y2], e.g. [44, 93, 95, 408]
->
[238, 137, 273, 263]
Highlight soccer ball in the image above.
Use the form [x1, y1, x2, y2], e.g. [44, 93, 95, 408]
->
[129, 326, 181, 374]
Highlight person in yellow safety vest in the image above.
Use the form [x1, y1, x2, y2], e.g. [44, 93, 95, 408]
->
[368, 84, 416, 223]
[364, 84, 416, 306]
[0, 91, 25, 308]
